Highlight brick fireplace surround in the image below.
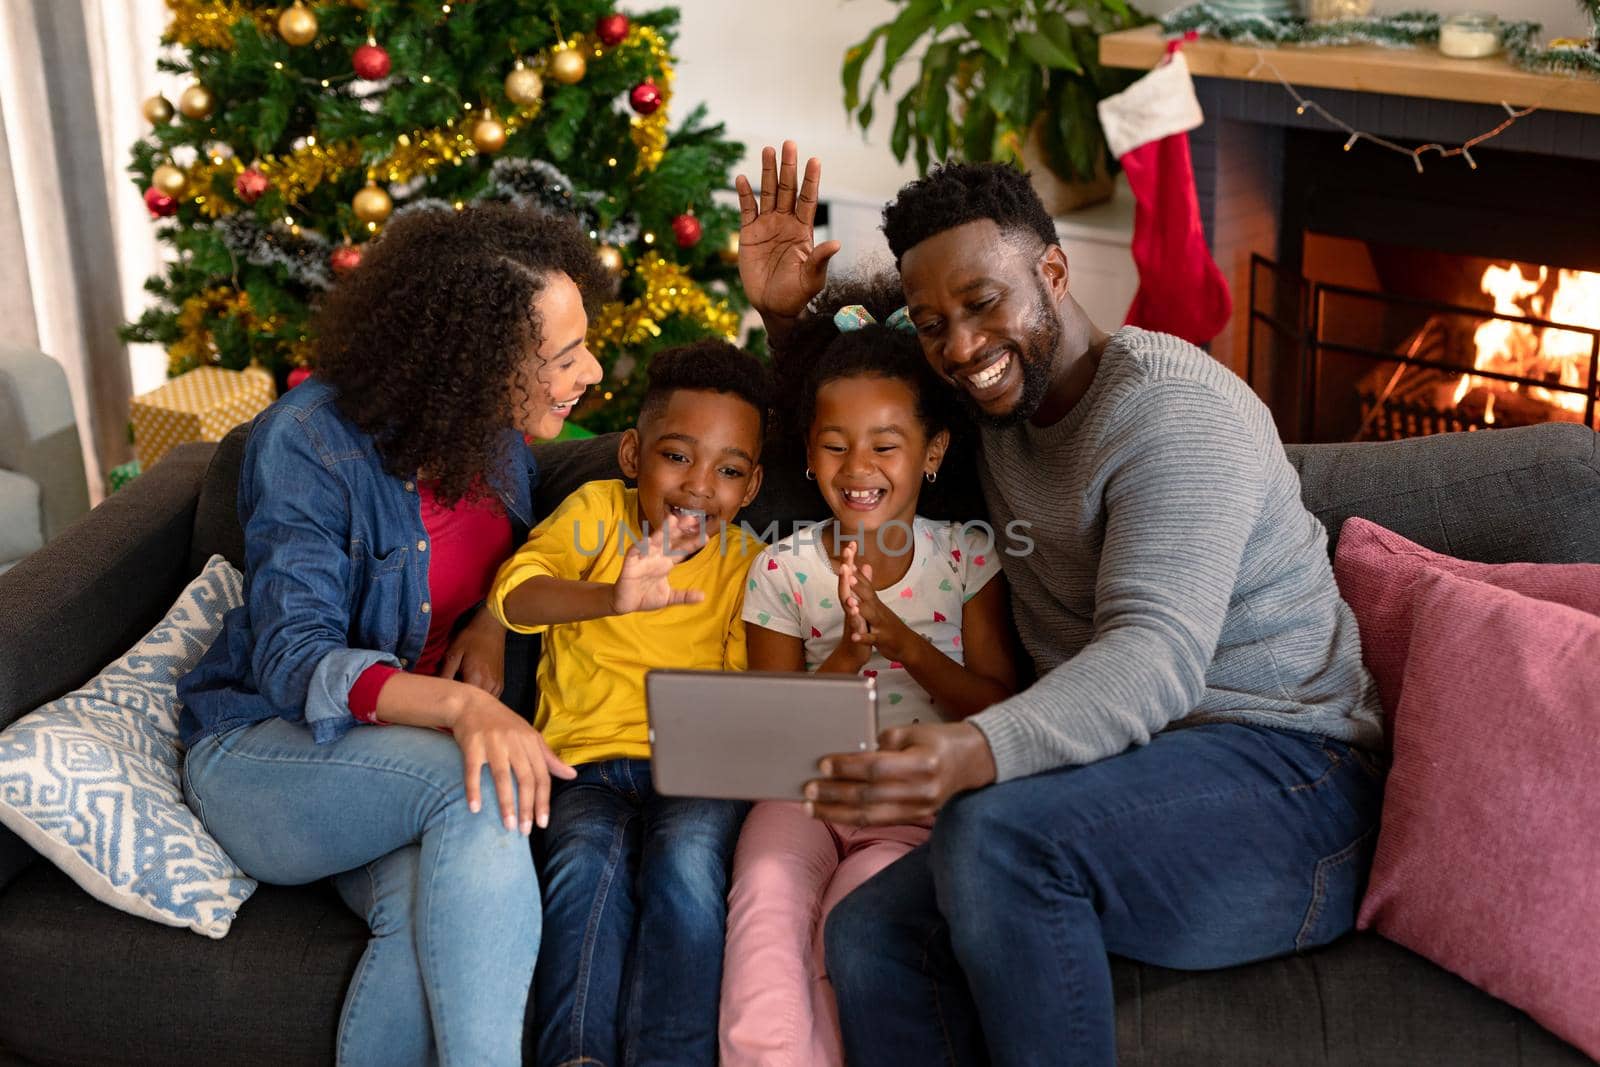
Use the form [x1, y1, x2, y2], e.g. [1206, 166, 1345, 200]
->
[1099, 27, 1600, 436]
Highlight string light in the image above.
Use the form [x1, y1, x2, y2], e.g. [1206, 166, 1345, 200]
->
[1245, 52, 1537, 173]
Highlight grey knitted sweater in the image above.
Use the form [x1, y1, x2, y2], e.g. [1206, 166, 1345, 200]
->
[970, 327, 1384, 782]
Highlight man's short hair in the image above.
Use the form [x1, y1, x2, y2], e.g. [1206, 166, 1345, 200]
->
[881, 162, 1058, 266]
[637, 339, 771, 440]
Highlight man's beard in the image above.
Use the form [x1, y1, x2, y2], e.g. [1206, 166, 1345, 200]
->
[957, 280, 1062, 428]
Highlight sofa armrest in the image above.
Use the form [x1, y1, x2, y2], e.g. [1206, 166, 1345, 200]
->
[0, 345, 90, 543]
[0, 442, 214, 731]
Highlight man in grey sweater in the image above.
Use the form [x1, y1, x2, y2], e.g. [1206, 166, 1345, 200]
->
[739, 144, 1386, 1065]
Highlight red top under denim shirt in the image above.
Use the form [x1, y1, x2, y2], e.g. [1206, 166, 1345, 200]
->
[348, 483, 512, 721]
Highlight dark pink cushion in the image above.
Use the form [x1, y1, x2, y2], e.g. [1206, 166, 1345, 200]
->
[1356, 570, 1600, 1058]
[1333, 517, 1600, 721]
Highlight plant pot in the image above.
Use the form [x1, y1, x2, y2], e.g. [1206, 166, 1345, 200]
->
[1020, 117, 1114, 215]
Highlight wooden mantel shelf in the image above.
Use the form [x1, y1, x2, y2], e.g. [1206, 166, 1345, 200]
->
[1099, 25, 1600, 117]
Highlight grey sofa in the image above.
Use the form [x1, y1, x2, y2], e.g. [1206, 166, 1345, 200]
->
[1, 419, 1595, 1066]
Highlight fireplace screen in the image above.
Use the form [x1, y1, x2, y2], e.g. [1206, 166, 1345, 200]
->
[1247, 254, 1600, 444]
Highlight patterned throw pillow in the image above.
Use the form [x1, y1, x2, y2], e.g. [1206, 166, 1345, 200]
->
[0, 555, 256, 937]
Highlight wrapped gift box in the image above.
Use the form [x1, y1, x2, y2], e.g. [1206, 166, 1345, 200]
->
[130, 365, 275, 467]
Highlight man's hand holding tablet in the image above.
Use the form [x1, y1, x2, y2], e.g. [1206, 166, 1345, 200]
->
[803, 721, 999, 826]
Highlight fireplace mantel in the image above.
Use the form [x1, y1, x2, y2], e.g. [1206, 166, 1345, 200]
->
[1100, 25, 1600, 116]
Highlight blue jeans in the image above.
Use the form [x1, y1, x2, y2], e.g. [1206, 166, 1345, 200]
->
[182, 717, 540, 1067]
[532, 759, 748, 1067]
[824, 723, 1385, 1066]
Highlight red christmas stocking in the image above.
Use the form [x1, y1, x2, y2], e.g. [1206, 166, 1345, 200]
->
[1097, 42, 1231, 346]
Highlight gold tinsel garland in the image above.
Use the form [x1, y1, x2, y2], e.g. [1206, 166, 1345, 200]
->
[629, 26, 672, 175]
[169, 286, 256, 374]
[164, 0, 370, 49]
[588, 253, 739, 362]
[163, 0, 271, 49]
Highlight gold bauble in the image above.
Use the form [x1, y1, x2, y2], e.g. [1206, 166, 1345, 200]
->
[597, 245, 624, 275]
[352, 183, 393, 224]
[277, 3, 318, 46]
[548, 47, 587, 85]
[504, 64, 544, 106]
[471, 116, 508, 153]
[142, 95, 174, 124]
[178, 84, 215, 120]
[152, 164, 188, 197]
[717, 230, 740, 265]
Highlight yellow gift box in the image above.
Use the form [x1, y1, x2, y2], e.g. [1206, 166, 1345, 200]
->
[131, 364, 276, 467]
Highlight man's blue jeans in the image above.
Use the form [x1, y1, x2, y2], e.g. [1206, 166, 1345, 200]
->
[825, 723, 1385, 1066]
[532, 758, 747, 1067]
[182, 717, 541, 1067]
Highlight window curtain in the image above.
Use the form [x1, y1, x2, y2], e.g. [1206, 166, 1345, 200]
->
[0, 0, 175, 500]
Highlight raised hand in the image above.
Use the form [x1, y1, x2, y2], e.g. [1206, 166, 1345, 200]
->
[736, 141, 842, 332]
[611, 514, 708, 615]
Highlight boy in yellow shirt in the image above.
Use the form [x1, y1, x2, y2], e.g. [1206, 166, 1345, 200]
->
[489, 340, 767, 1067]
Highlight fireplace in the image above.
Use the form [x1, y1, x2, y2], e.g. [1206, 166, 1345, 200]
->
[1247, 129, 1600, 443]
[1249, 242, 1600, 444]
[1098, 30, 1600, 444]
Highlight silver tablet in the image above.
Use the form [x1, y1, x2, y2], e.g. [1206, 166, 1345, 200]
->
[645, 670, 879, 801]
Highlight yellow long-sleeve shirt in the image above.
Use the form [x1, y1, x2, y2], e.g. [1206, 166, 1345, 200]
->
[488, 479, 760, 766]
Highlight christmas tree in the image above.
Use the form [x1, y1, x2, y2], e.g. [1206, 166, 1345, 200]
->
[123, 0, 748, 433]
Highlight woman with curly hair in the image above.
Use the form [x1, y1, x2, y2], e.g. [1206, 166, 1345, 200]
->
[177, 202, 611, 1066]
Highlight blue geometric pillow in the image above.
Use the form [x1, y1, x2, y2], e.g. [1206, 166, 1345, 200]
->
[0, 556, 256, 937]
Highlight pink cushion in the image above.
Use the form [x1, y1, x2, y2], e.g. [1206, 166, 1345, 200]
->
[1357, 570, 1600, 1058]
[1333, 517, 1600, 721]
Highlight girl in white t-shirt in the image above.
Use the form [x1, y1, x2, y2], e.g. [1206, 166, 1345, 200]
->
[719, 283, 1018, 1067]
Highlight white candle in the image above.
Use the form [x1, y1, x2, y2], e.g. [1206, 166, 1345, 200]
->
[1439, 13, 1503, 58]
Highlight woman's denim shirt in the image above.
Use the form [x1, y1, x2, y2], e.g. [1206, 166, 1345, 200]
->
[177, 378, 537, 747]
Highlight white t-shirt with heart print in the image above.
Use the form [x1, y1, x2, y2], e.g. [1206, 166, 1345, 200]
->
[742, 516, 1004, 730]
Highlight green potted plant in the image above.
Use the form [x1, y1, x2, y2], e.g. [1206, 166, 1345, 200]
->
[843, 0, 1149, 212]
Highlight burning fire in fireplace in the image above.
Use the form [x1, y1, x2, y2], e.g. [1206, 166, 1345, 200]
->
[1451, 264, 1600, 425]
[1351, 259, 1600, 441]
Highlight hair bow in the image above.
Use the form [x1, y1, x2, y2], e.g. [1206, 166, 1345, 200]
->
[833, 304, 917, 335]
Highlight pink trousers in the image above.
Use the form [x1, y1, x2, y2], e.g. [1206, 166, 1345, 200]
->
[719, 801, 930, 1067]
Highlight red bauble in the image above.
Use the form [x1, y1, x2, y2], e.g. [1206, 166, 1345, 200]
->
[670, 213, 702, 248]
[234, 167, 269, 204]
[330, 244, 363, 275]
[629, 79, 662, 116]
[353, 42, 391, 80]
[596, 13, 630, 46]
[144, 186, 177, 218]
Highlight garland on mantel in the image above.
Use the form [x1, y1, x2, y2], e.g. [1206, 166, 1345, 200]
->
[1160, 6, 1600, 80]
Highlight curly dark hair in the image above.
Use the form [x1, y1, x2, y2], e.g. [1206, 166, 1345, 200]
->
[312, 201, 610, 505]
[881, 161, 1057, 266]
[772, 273, 959, 446]
[638, 339, 772, 441]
